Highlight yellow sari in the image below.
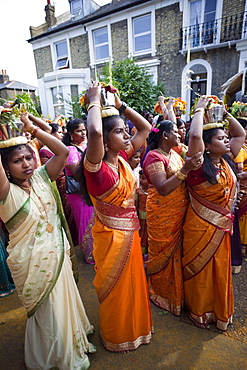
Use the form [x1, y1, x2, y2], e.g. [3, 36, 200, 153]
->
[84, 156, 152, 352]
[183, 158, 236, 330]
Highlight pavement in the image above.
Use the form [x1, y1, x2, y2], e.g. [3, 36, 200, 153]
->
[1, 246, 247, 370]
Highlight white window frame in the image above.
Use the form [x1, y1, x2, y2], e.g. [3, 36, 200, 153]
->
[128, 8, 156, 57]
[181, 0, 223, 50]
[132, 13, 152, 54]
[88, 22, 112, 66]
[54, 40, 70, 70]
[181, 59, 212, 121]
[136, 59, 160, 85]
[70, 0, 82, 16]
[93, 26, 110, 63]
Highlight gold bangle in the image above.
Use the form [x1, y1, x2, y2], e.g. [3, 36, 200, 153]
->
[175, 170, 187, 181]
[30, 126, 40, 136]
[87, 103, 102, 111]
[168, 109, 173, 113]
[194, 108, 204, 114]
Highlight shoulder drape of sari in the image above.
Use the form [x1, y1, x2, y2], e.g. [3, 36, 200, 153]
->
[182, 159, 236, 330]
[143, 149, 188, 315]
[0, 166, 74, 316]
[84, 156, 152, 351]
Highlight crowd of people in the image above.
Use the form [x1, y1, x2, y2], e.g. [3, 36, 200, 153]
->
[0, 84, 246, 369]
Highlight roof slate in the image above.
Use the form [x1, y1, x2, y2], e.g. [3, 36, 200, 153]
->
[28, 0, 152, 41]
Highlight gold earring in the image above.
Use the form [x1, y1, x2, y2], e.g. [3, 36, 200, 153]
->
[6, 171, 10, 179]
[105, 144, 109, 152]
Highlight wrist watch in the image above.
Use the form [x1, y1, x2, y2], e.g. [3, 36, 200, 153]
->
[118, 101, 128, 114]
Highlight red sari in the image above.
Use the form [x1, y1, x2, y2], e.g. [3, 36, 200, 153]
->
[183, 158, 236, 330]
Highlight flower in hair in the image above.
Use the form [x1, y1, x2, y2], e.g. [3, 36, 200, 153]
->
[151, 127, 159, 133]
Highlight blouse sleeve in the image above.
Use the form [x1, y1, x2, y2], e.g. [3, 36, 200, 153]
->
[142, 151, 168, 185]
[67, 146, 81, 165]
[84, 156, 119, 197]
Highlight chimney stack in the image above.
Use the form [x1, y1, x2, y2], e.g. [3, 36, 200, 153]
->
[0, 70, 10, 84]
[45, 1, 56, 27]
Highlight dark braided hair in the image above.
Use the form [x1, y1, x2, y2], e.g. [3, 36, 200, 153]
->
[203, 127, 237, 184]
[147, 120, 174, 151]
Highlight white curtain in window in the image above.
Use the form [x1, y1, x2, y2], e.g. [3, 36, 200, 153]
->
[190, 0, 202, 25]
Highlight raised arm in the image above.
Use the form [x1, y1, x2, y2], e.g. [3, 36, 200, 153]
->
[225, 111, 245, 158]
[115, 95, 150, 153]
[0, 155, 10, 201]
[158, 96, 168, 120]
[167, 98, 176, 124]
[187, 96, 209, 157]
[86, 84, 105, 164]
[28, 113, 52, 134]
[20, 113, 69, 181]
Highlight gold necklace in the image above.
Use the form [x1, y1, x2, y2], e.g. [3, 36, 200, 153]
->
[19, 185, 32, 190]
[156, 147, 170, 156]
[104, 160, 119, 171]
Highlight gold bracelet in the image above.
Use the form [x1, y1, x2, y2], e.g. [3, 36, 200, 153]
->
[87, 103, 102, 111]
[175, 170, 187, 181]
[168, 109, 173, 113]
[32, 127, 40, 137]
[194, 107, 204, 114]
[30, 126, 40, 136]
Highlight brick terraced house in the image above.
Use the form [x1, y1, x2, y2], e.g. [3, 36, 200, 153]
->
[28, 0, 247, 120]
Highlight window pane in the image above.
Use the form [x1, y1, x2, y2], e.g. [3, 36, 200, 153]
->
[52, 87, 63, 104]
[71, 0, 81, 14]
[56, 42, 68, 58]
[70, 84, 79, 97]
[56, 58, 68, 68]
[134, 14, 151, 34]
[94, 28, 108, 45]
[95, 44, 109, 60]
[134, 34, 151, 52]
[205, 0, 216, 13]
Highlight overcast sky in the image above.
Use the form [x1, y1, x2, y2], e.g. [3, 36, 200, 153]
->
[1, 0, 109, 88]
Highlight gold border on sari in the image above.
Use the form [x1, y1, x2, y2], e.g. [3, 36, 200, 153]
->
[183, 228, 225, 281]
[95, 199, 140, 231]
[84, 156, 102, 172]
[97, 230, 134, 303]
[145, 161, 165, 177]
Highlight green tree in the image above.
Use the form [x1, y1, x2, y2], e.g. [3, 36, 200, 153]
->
[14, 92, 41, 116]
[101, 58, 165, 114]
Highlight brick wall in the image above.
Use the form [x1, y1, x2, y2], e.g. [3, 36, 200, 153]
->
[190, 47, 240, 96]
[111, 19, 128, 62]
[154, 3, 184, 96]
[70, 34, 90, 69]
[222, 0, 245, 19]
[34, 46, 53, 80]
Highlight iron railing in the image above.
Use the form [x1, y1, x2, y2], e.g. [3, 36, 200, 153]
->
[181, 12, 247, 50]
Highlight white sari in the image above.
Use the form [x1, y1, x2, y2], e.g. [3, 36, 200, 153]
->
[0, 166, 96, 369]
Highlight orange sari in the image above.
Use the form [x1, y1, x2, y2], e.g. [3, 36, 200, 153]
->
[84, 156, 152, 351]
[143, 149, 188, 315]
[183, 158, 236, 330]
